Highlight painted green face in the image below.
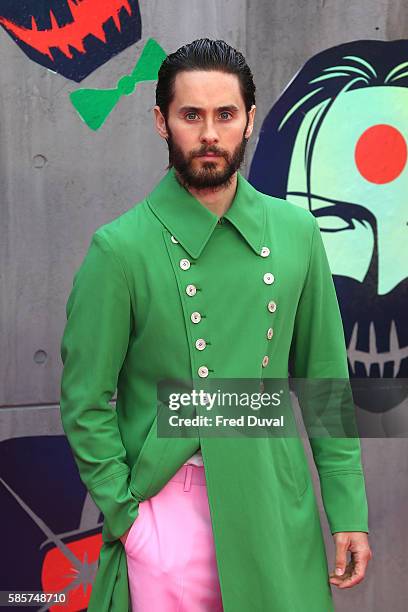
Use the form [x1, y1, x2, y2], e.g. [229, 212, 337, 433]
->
[286, 86, 408, 297]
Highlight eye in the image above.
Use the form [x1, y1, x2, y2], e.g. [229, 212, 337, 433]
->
[219, 111, 232, 120]
[185, 112, 199, 120]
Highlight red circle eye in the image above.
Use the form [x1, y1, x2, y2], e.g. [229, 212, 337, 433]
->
[354, 124, 407, 184]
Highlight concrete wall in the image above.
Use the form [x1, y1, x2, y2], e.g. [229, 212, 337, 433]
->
[1, 1, 406, 609]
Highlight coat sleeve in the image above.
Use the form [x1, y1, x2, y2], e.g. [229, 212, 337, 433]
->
[289, 215, 369, 535]
[59, 230, 139, 543]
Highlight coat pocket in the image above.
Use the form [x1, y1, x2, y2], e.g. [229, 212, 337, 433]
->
[282, 436, 309, 500]
[129, 402, 201, 501]
[129, 412, 162, 500]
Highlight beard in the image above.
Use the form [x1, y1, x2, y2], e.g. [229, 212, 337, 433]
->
[165, 120, 249, 190]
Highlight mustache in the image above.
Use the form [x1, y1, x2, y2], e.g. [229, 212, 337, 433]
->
[193, 148, 227, 158]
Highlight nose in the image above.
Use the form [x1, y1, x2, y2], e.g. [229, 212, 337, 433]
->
[200, 118, 219, 145]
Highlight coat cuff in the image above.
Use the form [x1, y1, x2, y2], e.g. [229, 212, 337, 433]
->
[88, 469, 140, 543]
[319, 471, 369, 534]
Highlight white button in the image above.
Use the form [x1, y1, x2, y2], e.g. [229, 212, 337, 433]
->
[201, 392, 211, 405]
[180, 258, 191, 270]
[186, 284, 197, 296]
[171, 235, 179, 244]
[263, 272, 275, 285]
[267, 300, 277, 313]
[260, 246, 270, 257]
[262, 355, 269, 367]
[195, 338, 206, 350]
[267, 328, 274, 340]
[198, 366, 209, 378]
[191, 311, 202, 324]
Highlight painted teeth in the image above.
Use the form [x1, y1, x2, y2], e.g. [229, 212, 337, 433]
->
[0, 0, 134, 60]
[347, 319, 408, 377]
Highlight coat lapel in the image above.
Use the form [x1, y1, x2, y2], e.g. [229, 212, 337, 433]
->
[146, 167, 266, 258]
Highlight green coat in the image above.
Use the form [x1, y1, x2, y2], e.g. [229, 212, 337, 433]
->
[59, 167, 369, 611]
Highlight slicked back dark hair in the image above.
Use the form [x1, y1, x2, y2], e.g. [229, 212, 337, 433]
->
[155, 38, 256, 120]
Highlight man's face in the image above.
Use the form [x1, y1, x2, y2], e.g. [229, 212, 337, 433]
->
[155, 70, 255, 189]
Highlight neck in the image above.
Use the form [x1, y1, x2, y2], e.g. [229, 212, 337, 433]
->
[175, 171, 238, 218]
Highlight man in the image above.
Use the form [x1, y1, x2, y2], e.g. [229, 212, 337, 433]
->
[60, 38, 372, 612]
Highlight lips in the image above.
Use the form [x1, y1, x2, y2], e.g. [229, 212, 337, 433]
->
[197, 153, 222, 158]
[0, 0, 142, 82]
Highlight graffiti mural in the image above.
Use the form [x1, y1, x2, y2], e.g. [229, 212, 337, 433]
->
[70, 36, 166, 130]
[0, 3, 166, 129]
[249, 40, 408, 423]
[0, 0, 142, 82]
[0, 6, 167, 606]
[1, 432, 103, 610]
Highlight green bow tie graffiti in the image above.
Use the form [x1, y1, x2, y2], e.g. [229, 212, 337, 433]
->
[70, 37, 167, 131]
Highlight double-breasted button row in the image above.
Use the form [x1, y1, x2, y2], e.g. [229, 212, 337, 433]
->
[261, 247, 274, 370]
[260, 245, 276, 308]
[262, 307, 274, 367]
[170, 235, 211, 378]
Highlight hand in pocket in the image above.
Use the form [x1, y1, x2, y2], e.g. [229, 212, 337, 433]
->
[120, 524, 132, 547]
[122, 501, 151, 557]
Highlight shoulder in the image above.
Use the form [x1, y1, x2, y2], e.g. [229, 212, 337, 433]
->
[247, 180, 317, 246]
[263, 191, 315, 230]
[92, 198, 157, 253]
[242, 173, 316, 230]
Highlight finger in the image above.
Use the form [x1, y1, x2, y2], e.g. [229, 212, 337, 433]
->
[329, 560, 353, 585]
[336, 557, 367, 589]
[333, 536, 349, 577]
[329, 536, 372, 587]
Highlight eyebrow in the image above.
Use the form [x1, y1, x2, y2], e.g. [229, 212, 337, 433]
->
[178, 105, 240, 114]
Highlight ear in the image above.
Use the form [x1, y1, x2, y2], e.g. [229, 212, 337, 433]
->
[244, 104, 256, 139]
[153, 105, 169, 140]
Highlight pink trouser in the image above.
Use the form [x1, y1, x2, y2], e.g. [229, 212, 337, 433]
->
[124, 463, 224, 611]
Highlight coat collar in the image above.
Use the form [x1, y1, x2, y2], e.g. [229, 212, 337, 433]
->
[146, 167, 266, 259]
